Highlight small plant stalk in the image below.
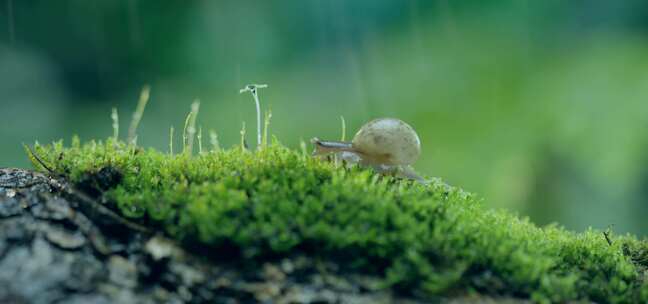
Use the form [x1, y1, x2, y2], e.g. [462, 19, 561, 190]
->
[187, 101, 200, 155]
[182, 114, 190, 153]
[111, 108, 119, 140]
[209, 130, 220, 152]
[299, 138, 308, 158]
[183, 101, 200, 155]
[263, 110, 272, 147]
[239, 84, 268, 150]
[253, 92, 261, 147]
[340, 116, 346, 141]
[128, 85, 150, 144]
[197, 127, 203, 154]
[169, 126, 174, 155]
[240, 121, 247, 150]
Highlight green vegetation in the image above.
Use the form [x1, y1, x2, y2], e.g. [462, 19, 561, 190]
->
[27, 137, 648, 303]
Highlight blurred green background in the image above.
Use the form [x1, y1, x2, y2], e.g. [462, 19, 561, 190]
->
[1, 1, 647, 236]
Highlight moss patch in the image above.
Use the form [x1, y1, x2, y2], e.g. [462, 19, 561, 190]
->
[30, 138, 648, 303]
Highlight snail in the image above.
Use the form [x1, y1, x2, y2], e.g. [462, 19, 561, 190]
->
[311, 118, 427, 182]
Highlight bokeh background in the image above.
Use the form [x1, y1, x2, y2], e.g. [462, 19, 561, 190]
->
[1, 1, 647, 236]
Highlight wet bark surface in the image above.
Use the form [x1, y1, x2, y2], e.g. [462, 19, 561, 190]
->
[0, 168, 438, 304]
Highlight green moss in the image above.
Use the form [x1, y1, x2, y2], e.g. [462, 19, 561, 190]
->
[30, 138, 648, 303]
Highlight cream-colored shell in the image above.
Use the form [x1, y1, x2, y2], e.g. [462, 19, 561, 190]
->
[351, 118, 421, 166]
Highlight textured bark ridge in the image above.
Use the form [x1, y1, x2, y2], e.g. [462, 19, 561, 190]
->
[0, 168, 454, 304]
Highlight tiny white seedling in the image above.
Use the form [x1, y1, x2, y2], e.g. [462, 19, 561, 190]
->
[311, 118, 427, 183]
[239, 84, 268, 149]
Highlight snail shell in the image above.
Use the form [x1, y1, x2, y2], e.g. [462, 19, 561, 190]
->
[351, 118, 421, 166]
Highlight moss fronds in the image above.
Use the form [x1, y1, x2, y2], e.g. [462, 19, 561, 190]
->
[23, 143, 53, 173]
[29, 139, 648, 303]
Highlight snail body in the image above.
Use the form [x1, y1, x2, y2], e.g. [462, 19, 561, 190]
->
[311, 118, 425, 182]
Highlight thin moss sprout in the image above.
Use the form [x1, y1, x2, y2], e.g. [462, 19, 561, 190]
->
[240, 121, 247, 150]
[182, 114, 190, 153]
[183, 100, 200, 155]
[262, 110, 272, 148]
[340, 116, 346, 141]
[111, 108, 119, 140]
[299, 138, 308, 158]
[209, 130, 220, 152]
[128, 85, 150, 144]
[169, 126, 174, 155]
[239, 84, 268, 149]
[197, 126, 203, 154]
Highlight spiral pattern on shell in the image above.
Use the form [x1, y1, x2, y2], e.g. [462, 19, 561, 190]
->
[351, 118, 421, 166]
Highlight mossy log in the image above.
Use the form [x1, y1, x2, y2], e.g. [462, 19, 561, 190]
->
[4, 138, 648, 303]
[0, 168, 443, 304]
